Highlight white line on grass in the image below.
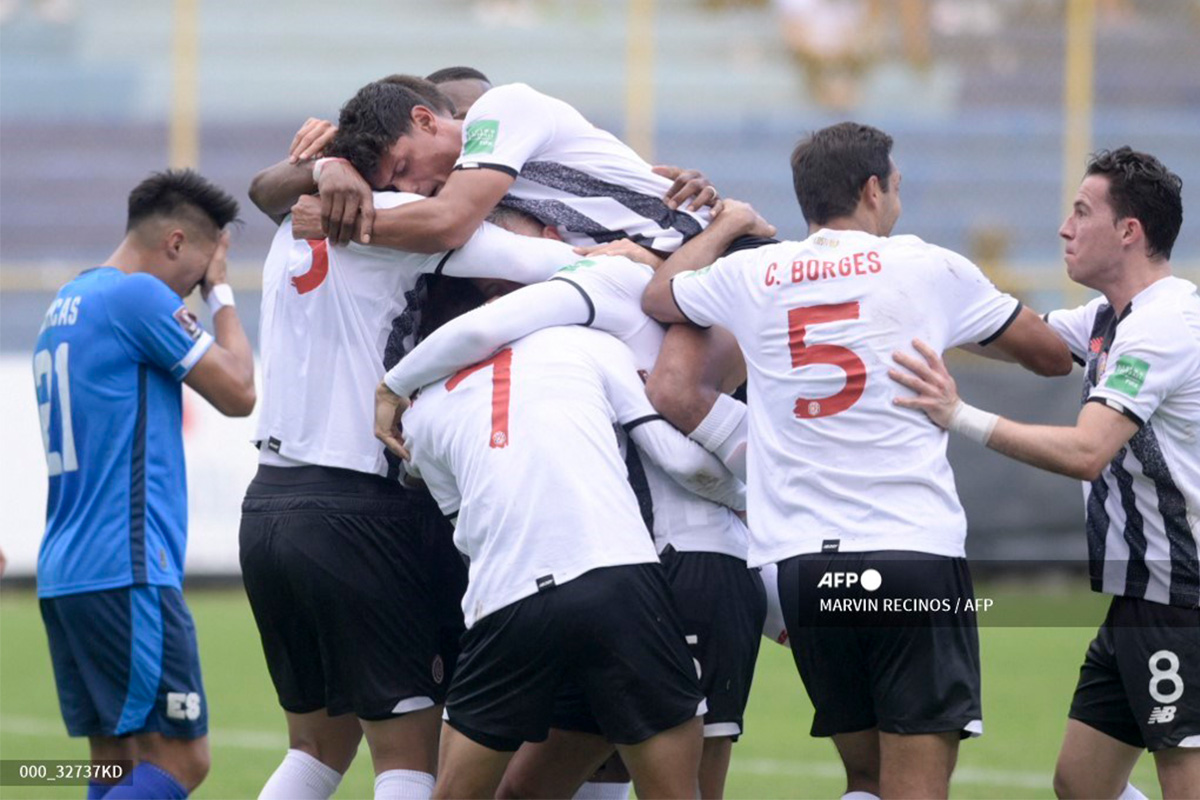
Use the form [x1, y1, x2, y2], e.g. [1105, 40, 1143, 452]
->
[4, 716, 1050, 790]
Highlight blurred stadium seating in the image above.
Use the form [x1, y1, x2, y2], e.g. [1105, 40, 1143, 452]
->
[2, 0, 1198, 573]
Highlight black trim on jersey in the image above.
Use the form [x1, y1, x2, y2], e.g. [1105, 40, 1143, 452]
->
[722, 234, 779, 255]
[979, 302, 1023, 346]
[1109, 447, 1152, 600]
[498, 196, 648, 247]
[446, 510, 459, 523]
[130, 365, 148, 584]
[519, 161, 704, 242]
[1085, 396, 1145, 427]
[622, 414, 665, 434]
[454, 162, 519, 179]
[1086, 471, 1112, 595]
[434, 250, 456, 277]
[1127, 426, 1200, 607]
[549, 277, 595, 327]
[668, 277, 709, 329]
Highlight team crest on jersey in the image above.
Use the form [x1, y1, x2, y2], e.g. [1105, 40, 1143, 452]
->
[172, 306, 203, 341]
[463, 120, 499, 155]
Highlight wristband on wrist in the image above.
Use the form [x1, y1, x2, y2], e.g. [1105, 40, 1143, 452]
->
[312, 156, 348, 183]
[206, 283, 236, 316]
[947, 400, 999, 445]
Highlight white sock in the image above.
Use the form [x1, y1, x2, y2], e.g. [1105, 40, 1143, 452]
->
[573, 781, 632, 800]
[374, 769, 435, 800]
[1119, 784, 1149, 800]
[689, 393, 748, 481]
[258, 749, 342, 800]
[841, 793, 880, 800]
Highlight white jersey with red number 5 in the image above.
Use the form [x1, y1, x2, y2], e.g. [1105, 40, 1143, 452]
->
[670, 228, 1020, 565]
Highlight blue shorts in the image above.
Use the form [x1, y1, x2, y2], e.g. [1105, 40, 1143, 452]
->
[40, 585, 207, 739]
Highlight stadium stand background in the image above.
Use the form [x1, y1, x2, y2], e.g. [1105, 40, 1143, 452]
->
[2, 0, 1198, 575]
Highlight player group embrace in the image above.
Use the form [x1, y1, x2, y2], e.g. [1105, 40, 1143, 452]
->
[31, 65, 1199, 800]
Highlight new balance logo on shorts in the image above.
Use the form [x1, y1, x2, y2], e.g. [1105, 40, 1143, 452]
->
[1148, 706, 1176, 725]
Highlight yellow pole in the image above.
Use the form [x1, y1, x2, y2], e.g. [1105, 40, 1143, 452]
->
[170, 0, 200, 169]
[625, 0, 655, 162]
[1062, 0, 1096, 302]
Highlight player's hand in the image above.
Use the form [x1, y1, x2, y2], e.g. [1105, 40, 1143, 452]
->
[374, 381, 412, 460]
[572, 239, 664, 269]
[288, 118, 337, 164]
[199, 230, 231, 300]
[889, 339, 961, 429]
[0, 545, 7, 578]
[712, 199, 777, 239]
[654, 164, 720, 211]
[317, 160, 375, 245]
[291, 195, 325, 240]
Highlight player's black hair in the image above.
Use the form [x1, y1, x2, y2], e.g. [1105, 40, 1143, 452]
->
[327, 81, 431, 185]
[425, 66, 492, 85]
[790, 122, 894, 226]
[376, 74, 456, 116]
[126, 169, 239, 233]
[1085, 147, 1183, 261]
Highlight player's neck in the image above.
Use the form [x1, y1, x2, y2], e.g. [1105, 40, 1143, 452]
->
[812, 211, 886, 237]
[104, 238, 153, 276]
[1102, 257, 1172, 313]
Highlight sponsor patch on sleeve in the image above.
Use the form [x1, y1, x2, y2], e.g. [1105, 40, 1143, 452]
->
[463, 120, 499, 156]
[1104, 354, 1150, 397]
[172, 306, 203, 341]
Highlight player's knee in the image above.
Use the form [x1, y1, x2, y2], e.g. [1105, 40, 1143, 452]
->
[164, 739, 211, 792]
[288, 734, 357, 775]
[1052, 762, 1082, 799]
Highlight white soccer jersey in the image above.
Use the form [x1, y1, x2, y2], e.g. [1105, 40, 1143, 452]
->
[404, 326, 743, 628]
[556, 258, 750, 559]
[1046, 276, 1200, 608]
[386, 255, 749, 558]
[670, 229, 1022, 565]
[454, 83, 710, 252]
[255, 192, 576, 476]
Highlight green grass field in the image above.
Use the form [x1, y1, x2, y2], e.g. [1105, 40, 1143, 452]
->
[0, 585, 1164, 799]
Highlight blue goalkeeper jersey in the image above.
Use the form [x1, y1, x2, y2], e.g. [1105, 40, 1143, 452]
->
[34, 268, 214, 598]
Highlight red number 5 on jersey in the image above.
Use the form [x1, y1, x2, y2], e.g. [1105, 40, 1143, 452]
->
[787, 302, 866, 418]
[447, 348, 513, 448]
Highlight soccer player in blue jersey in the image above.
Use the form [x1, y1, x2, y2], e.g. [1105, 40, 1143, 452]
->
[33, 170, 255, 800]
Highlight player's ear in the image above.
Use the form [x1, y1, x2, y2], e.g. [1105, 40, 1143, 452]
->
[1119, 216, 1143, 250]
[541, 225, 563, 242]
[412, 105, 437, 134]
[164, 229, 187, 261]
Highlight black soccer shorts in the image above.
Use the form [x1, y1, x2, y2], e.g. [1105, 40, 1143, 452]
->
[777, 550, 983, 738]
[1069, 594, 1200, 752]
[239, 464, 467, 720]
[445, 563, 706, 751]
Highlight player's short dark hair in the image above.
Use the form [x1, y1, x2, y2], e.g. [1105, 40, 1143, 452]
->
[327, 81, 431, 183]
[425, 66, 491, 85]
[790, 123, 894, 226]
[126, 169, 239, 234]
[377, 74, 455, 116]
[1085, 147, 1183, 261]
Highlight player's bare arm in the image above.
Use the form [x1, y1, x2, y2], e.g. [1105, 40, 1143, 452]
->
[890, 338, 1137, 480]
[572, 238, 664, 269]
[183, 232, 256, 417]
[642, 199, 775, 323]
[959, 308, 1073, 377]
[247, 119, 339, 223]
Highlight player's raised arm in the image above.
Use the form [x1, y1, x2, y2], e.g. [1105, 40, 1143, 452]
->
[642, 199, 774, 324]
[183, 231, 256, 417]
[890, 338, 1136, 480]
[958, 306, 1074, 376]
